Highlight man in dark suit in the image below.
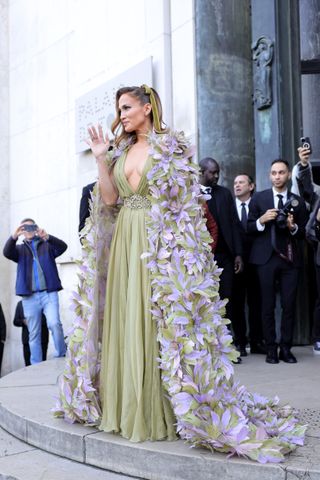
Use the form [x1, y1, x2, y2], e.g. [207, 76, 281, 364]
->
[199, 158, 243, 362]
[232, 173, 265, 356]
[78, 182, 96, 235]
[247, 159, 308, 364]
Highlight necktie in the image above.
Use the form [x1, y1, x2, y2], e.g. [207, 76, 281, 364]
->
[277, 194, 284, 209]
[240, 202, 247, 230]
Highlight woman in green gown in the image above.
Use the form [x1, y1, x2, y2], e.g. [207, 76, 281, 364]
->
[87, 86, 176, 441]
[55, 85, 305, 463]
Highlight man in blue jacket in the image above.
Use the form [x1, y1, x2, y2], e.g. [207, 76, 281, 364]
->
[3, 218, 67, 364]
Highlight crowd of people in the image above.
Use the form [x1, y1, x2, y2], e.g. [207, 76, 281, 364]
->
[1, 84, 317, 462]
[200, 151, 318, 365]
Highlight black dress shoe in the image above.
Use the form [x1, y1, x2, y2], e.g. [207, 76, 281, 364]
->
[238, 345, 247, 357]
[265, 349, 279, 364]
[250, 343, 267, 355]
[279, 348, 297, 363]
[232, 356, 242, 364]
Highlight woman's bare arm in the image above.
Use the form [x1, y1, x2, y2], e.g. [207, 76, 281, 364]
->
[87, 125, 118, 205]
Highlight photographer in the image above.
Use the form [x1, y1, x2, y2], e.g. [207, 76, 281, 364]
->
[292, 140, 320, 355]
[3, 218, 67, 364]
[306, 198, 320, 354]
[292, 142, 320, 208]
[247, 160, 308, 364]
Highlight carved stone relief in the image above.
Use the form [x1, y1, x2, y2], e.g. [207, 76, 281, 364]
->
[252, 36, 274, 110]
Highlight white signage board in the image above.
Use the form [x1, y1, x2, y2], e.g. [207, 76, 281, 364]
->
[75, 58, 153, 153]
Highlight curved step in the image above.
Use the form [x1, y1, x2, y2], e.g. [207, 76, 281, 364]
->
[0, 425, 131, 480]
[0, 349, 318, 479]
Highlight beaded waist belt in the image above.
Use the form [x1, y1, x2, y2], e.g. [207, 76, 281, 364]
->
[123, 194, 151, 209]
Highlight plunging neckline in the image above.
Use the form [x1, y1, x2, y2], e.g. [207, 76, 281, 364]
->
[123, 149, 150, 194]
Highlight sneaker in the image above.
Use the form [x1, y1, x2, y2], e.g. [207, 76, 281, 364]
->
[313, 342, 320, 355]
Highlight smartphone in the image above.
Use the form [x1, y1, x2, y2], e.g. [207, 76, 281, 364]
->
[23, 224, 38, 232]
[300, 136, 312, 154]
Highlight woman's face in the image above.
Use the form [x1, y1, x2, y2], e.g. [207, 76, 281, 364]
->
[118, 93, 152, 133]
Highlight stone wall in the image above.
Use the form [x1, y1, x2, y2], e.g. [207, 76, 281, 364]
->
[0, 0, 10, 375]
[3, 0, 196, 373]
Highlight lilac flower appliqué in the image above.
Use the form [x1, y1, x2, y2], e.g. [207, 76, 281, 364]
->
[54, 130, 306, 464]
[143, 131, 306, 463]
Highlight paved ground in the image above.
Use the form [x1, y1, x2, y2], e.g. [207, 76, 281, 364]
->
[0, 426, 133, 480]
[235, 344, 320, 410]
[0, 346, 319, 479]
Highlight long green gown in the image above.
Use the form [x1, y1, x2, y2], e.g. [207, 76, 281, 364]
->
[99, 150, 176, 442]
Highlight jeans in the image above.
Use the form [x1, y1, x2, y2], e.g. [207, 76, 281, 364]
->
[22, 291, 66, 364]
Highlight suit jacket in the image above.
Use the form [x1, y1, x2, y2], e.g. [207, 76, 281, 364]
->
[247, 189, 308, 266]
[207, 185, 243, 258]
[79, 182, 96, 233]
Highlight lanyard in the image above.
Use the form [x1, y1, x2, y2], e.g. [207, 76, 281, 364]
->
[30, 240, 41, 291]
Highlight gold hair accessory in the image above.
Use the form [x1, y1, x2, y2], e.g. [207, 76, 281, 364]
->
[141, 84, 161, 132]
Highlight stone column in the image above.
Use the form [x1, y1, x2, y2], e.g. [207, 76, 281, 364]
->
[251, 0, 302, 190]
[252, 0, 309, 344]
[0, 0, 10, 374]
[299, 0, 320, 159]
[195, 0, 254, 187]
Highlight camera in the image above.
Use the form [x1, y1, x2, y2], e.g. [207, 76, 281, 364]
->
[23, 224, 38, 232]
[275, 197, 299, 229]
[300, 136, 312, 155]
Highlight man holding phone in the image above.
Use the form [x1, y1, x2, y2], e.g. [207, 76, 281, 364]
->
[292, 136, 320, 208]
[3, 219, 67, 364]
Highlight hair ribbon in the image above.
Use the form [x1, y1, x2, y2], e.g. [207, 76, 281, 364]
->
[141, 84, 161, 132]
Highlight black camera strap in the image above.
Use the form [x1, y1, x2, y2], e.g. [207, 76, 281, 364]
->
[271, 224, 293, 263]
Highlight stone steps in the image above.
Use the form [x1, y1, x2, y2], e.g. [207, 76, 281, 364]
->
[0, 426, 132, 480]
[0, 348, 318, 479]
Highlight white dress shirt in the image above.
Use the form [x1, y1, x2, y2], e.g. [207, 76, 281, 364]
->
[256, 188, 298, 234]
[235, 197, 250, 221]
[272, 187, 288, 207]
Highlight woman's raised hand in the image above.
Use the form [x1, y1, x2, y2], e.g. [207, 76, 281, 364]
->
[86, 124, 110, 161]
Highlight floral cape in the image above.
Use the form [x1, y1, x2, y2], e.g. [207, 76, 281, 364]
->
[54, 130, 306, 463]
